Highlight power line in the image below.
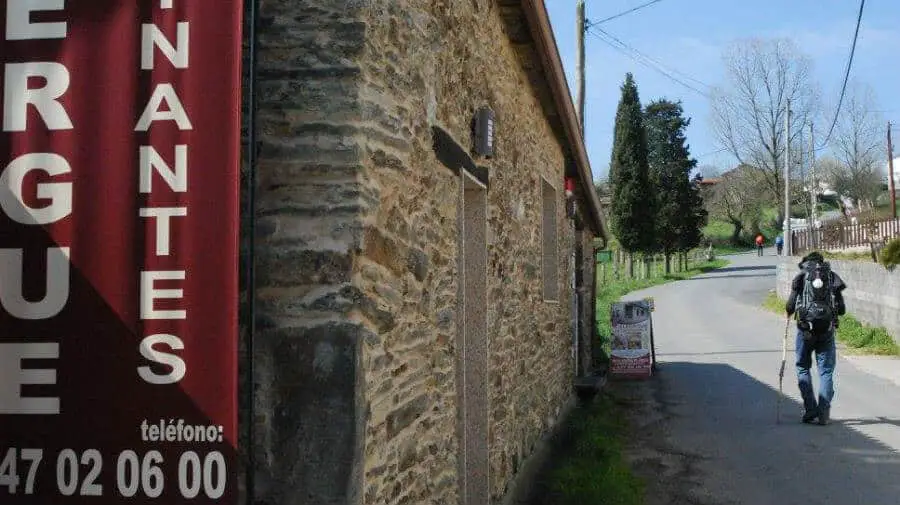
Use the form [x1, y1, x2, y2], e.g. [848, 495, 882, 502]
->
[591, 0, 666, 25]
[696, 147, 729, 158]
[592, 25, 709, 89]
[818, 0, 866, 149]
[587, 26, 709, 98]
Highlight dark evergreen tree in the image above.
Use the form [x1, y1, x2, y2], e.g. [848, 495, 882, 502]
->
[608, 73, 657, 256]
[678, 177, 708, 255]
[644, 99, 707, 272]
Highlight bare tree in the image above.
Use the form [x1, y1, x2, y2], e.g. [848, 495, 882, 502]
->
[827, 81, 884, 208]
[815, 155, 844, 176]
[710, 38, 819, 220]
[703, 165, 766, 244]
[814, 155, 845, 212]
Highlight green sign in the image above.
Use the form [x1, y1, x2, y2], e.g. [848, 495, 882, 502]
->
[596, 250, 613, 264]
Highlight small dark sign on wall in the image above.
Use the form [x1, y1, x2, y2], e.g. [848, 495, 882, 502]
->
[472, 107, 494, 158]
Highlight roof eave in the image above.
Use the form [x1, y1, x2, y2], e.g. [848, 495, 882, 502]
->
[519, 0, 609, 246]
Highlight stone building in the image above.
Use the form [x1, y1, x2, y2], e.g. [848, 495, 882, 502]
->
[243, 0, 609, 504]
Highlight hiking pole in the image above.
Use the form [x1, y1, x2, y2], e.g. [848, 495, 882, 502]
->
[777, 316, 790, 424]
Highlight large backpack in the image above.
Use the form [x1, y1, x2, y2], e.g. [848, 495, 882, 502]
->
[795, 260, 836, 335]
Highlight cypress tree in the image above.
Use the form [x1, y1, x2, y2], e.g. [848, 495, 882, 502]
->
[644, 99, 707, 272]
[608, 73, 657, 257]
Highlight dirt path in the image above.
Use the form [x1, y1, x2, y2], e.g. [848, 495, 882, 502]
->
[609, 377, 730, 505]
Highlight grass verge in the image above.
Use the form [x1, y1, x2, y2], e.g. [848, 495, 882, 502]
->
[535, 258, 729, 505]
[762, 292, 900, 356]
[596, 258, 729, 349]
[702, 221, 751, 255]
[537, 392, 644, 505]
[761, 291, 785, 314]
[822, 250, 874, 262]
[702, 218, 769, 256]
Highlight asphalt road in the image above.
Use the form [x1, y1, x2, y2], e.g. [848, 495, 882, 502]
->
[622, 249, 900, 505]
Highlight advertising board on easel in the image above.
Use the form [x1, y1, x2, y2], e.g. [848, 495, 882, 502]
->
[609, 298, 656, 379]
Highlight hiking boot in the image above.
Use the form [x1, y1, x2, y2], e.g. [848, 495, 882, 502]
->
[802, 410, 819, 424]
[818, 408, 830, 425]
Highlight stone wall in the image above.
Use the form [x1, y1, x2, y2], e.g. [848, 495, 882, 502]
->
[242, 1, 371, 504]
[776, 259, 900, 338]
[241, 1, 598, 504]
[358, 1, 588, 503]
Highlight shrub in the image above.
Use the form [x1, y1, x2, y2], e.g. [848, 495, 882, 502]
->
[879, 237, 900, 271]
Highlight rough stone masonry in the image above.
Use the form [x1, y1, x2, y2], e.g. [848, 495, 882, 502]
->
[238, 1, 603, 504]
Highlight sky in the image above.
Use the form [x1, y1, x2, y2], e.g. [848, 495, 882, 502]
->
[545, 0, 900, 181]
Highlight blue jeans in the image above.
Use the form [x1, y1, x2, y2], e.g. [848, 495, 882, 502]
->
[796, 329, 836, 414]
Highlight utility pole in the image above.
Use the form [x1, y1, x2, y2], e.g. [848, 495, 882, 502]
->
[889, 121, 897, 219]
[575, 0, 586, 133]
[573, 0, 586, 378]
[784, 99, 792, 256]
[809, 121, 816, 247]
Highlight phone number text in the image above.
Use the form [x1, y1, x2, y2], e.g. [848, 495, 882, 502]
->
[0, 448, 227, 499]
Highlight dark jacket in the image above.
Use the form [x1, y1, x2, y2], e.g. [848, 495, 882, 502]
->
[785, 255, 847, 319]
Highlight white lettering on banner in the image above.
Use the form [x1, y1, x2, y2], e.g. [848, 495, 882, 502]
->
[0, 0, 71, 418]
[139, 207, 187, 256]
[3, 62, 74, 131]
[139, 419, 225, 444]
[0, 448, 44, 494]
[0, 153, 72, 225]
[136, 7, 193, 385]
[140, 271, 186, 320]
[0, 248, 70, 320]
[134, 84, 192, 131]
[141, 23, 189, 70]
[0, 344, 60, 414]
[0, 447, 227, 498]
[5, 0, 67, 40]
[137, 334, 186, 385]
[56, 449, 103, 496]
[139, 145, 188, 193]
[0, 447, 228, 500]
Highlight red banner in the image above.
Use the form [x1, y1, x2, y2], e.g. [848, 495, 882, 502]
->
[0, 2, 242, 504]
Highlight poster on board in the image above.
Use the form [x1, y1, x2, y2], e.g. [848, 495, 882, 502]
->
[0, 2, 243, 504]
[609, 300, 654, 378]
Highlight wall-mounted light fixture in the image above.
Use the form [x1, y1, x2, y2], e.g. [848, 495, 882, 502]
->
[473, 106, 495, 158]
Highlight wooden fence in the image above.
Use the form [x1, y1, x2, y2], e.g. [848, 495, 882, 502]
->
[791, 217, 900, 255]
[595, 248, 708, 282]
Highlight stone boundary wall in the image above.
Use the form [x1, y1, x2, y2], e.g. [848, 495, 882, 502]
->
[776, 258, 900, 338]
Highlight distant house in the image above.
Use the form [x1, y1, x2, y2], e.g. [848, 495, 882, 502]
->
[244, 1, 610, 505]
[886, 158, 900, 186]
[699, 164, 763, 187]
[697, 177, 723, 187]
